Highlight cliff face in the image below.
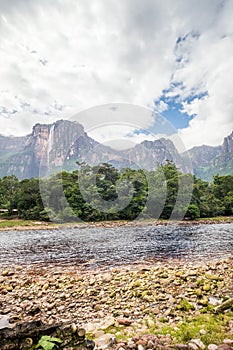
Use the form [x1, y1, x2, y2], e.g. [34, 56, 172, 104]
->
[0, 120, 232, 180]
[0, 135, 27, 153]
[218, 131, 233, 163]
[0, 120, 86, 179]
[187, 131, 233, 181]
[122, 139, 186, 171]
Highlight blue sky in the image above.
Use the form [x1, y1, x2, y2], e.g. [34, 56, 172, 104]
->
[156, 100, 193, 129]
[156, 90, 209, 129]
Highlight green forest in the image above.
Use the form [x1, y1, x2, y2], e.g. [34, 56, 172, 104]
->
[0, 161, 232, 222]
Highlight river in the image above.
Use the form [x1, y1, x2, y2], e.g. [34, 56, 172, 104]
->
[0, 223, 232, 268]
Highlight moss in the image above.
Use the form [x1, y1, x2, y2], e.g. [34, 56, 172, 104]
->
[205, 274, 223, 281]
[195, 288, 203, 297]
[196, 279, 204, 286]
[155, 313, 233, 346]
[202, 284, 211, 292]
[177, 298, 195, 311]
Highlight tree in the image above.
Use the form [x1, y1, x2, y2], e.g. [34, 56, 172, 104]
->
[0, 175, 19, 215]
[17, 178, 45, 220]
[185, 204, 200, 220]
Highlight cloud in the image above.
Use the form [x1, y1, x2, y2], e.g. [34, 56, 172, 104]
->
[171, 1, 233, 148]
[155, 101, 169, 113]
[0, 0, 232, 150]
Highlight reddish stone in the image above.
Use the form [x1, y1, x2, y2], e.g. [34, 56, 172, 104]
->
[117, 318, 133, 326]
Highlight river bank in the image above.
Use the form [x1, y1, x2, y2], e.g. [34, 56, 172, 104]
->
[0, 216, 233, 231]
[1, 257, 233, 349]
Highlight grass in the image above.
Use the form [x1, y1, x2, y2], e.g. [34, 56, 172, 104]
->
[196, 216, 233, 222]
[86, 312, 233, 346]
[155, 313, 233, 345]
[0, 219, 54, 229]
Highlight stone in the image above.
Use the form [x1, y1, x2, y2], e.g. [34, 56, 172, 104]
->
[16, 266, 23, 271]
[116, 343, 127, 350]
[1, 270, 9, 277]
[84, 322, 98, 334]
[138, 344, 144, 350]
[215, 298, 233, 313]
[117, 318, 133, 326]
[207, 345, 218, 350]
[100, 316, 115, 330]
[146, 318, 155, 329]
[189, 339, 205, 350]
[128, 340, 137, 349]
[188, 342, 199, 350]
[146, 340, 155, 349]
[208, 296, 222, 306]
[94, 330, 105, 338]
[218, 345, 232, 350]
[94, 333, 116, 349]
[0, 315, 12, 329]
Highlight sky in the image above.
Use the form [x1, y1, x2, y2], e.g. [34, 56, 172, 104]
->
[0, 0, 233, 151]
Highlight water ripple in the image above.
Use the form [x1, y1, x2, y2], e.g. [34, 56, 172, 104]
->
[0, 223, 232, 267]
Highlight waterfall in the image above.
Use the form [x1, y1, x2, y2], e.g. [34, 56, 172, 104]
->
[47, 124, 55, 174]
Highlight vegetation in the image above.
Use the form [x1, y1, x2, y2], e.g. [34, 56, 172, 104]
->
[36, 336, 63, 350]
[0, 162, 232, 222]
[155, 312, 233, 345]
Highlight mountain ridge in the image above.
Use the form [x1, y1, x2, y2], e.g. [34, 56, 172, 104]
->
[186, 131, 233, 180]
[0, 119, 232, 180]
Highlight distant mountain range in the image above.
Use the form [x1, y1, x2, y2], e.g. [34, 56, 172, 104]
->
[0, 119, 232, 181]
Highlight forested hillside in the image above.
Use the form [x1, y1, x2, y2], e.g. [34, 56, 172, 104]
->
[0, 162, 232, 222]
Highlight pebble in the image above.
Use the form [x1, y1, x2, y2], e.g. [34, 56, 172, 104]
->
[190, 339, 205, 349]
[137, 345, 144, 350]
[0, 258, 233, 350]
[117, 318, 133, 326]
[208, 345, 218, 350]
[1, 270, 9, 276]
[188, 342, 200, 350]
[94, 333, 116, 349]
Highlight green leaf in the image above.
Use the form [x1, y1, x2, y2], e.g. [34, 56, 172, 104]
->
[36, 335, 63, 350]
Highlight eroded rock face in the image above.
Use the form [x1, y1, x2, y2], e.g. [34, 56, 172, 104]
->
[0, 319, 95, 350]
[222, 131, 233, 161]
[0, 120, 86, 179]
[187, 131, 233, 180]
[26, 120, 86, 177]
[4, 121, 233, 180]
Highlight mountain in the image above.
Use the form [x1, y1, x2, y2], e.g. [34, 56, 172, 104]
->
[187, 131, 233, 180]
[0, 120, 90, 179]
[0, 120, 189, 179]
[0, 119, 232, 180]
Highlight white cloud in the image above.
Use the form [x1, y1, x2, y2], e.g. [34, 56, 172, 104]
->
[0, 0, 232, 150]
[155, 100, 168, 113]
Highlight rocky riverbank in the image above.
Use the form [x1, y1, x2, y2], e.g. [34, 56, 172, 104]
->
[0, 216, 233, 231]
[0, 257, 233, 349]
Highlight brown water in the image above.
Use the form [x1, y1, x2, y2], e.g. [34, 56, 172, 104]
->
[0, 223, 232, 268]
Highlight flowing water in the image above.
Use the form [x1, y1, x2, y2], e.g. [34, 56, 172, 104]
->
[0, 223, 232, 268]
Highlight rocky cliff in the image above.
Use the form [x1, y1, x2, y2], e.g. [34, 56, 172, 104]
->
[187, 131, 233, 180]
[0, 120, 232, 180]
[0, 120, 86, 178]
